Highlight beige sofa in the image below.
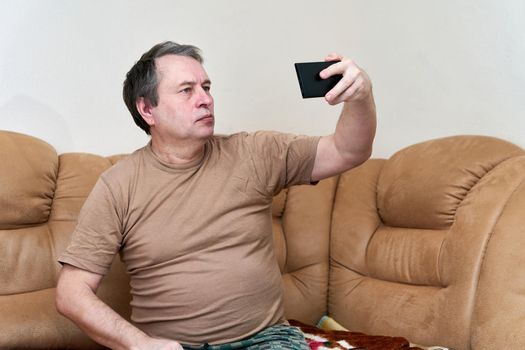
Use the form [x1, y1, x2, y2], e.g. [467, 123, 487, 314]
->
[1, 129, 525, 350]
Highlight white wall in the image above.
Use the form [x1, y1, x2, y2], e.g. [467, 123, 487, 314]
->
[1, 0, 524, 158]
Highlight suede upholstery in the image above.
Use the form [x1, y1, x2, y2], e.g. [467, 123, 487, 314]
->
[1, 130, 524, 350]
[329, 136, 525, 350]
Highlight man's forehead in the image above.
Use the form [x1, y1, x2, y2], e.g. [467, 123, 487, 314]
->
[155, 54, 209, 83]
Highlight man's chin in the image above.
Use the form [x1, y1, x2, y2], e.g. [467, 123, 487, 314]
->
[198, 126, 215, 139]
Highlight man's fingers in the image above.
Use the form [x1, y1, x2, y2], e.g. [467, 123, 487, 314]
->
[325, 61, 362, 101]
[320, 53, 346, 79]
[327, 78, 363, 105]
[327, 72, 369, 104]
[319, 53, 372, 104]
[320, 60, 344, 79]
[326, 76, 358, 104]
[324, 53, 343, 62]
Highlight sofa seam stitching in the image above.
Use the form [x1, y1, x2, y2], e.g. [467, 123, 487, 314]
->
[48, 154, 61, 282]
[282, 188, 289, 274]
[327, 175, 341, 318]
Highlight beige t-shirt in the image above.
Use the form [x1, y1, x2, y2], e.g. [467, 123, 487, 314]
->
[59, 131, 320, 344]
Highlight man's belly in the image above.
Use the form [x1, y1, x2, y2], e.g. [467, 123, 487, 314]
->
[128, 248, 285, 344]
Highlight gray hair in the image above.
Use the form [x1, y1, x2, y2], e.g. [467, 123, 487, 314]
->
[122, 41, 203, 135]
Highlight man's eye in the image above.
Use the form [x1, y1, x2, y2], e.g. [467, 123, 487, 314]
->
[180, 87, 192, 94]
[203, 85, 211, 92]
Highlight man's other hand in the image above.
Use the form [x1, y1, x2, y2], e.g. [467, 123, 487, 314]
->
[134, 337, 184, 350]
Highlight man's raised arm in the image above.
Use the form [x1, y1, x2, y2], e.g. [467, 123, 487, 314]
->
[311, 53, 377, 182]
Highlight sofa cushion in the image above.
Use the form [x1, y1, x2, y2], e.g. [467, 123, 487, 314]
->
[0, 131, 58, 229]
[273, 177, 338, 325]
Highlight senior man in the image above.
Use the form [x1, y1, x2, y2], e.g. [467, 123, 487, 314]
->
[56, 41, 376, 350]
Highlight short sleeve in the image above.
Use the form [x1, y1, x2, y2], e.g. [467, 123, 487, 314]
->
[244, 131, 320, 196]
[58, 177, 123, 275]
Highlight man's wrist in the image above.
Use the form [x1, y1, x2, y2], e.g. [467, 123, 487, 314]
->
[126, 331, 151, 350]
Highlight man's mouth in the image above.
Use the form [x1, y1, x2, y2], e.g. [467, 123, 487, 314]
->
[196, 114, 214, 123]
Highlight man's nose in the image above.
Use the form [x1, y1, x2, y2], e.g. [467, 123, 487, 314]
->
[196, 87, 213, 107]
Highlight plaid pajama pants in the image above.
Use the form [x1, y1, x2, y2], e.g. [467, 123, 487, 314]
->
[181, 324, 309, 350]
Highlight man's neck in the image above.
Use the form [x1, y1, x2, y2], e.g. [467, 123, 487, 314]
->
[150, 137, 208, 165]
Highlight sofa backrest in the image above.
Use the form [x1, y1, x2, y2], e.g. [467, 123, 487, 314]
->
[329, 135, 525, 350]
[0, 130, 336, 348]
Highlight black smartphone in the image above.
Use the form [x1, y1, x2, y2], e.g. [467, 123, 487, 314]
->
[294, 61, 342, 98]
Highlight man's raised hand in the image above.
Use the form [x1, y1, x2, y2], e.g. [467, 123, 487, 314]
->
[320, 54, 373, 105]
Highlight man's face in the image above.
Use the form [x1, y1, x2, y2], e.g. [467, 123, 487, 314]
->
[147, 54, 214, 143]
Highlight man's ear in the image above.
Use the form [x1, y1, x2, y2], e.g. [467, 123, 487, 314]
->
[136, 97, 155, 127]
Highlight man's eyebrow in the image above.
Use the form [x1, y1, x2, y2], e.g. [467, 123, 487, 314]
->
[178, 79, 212, 87]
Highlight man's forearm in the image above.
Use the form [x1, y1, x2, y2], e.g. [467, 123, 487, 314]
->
[56, 282, 149, 350]
[57, 262, 183, 350]
[333, 93, 377, 165]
